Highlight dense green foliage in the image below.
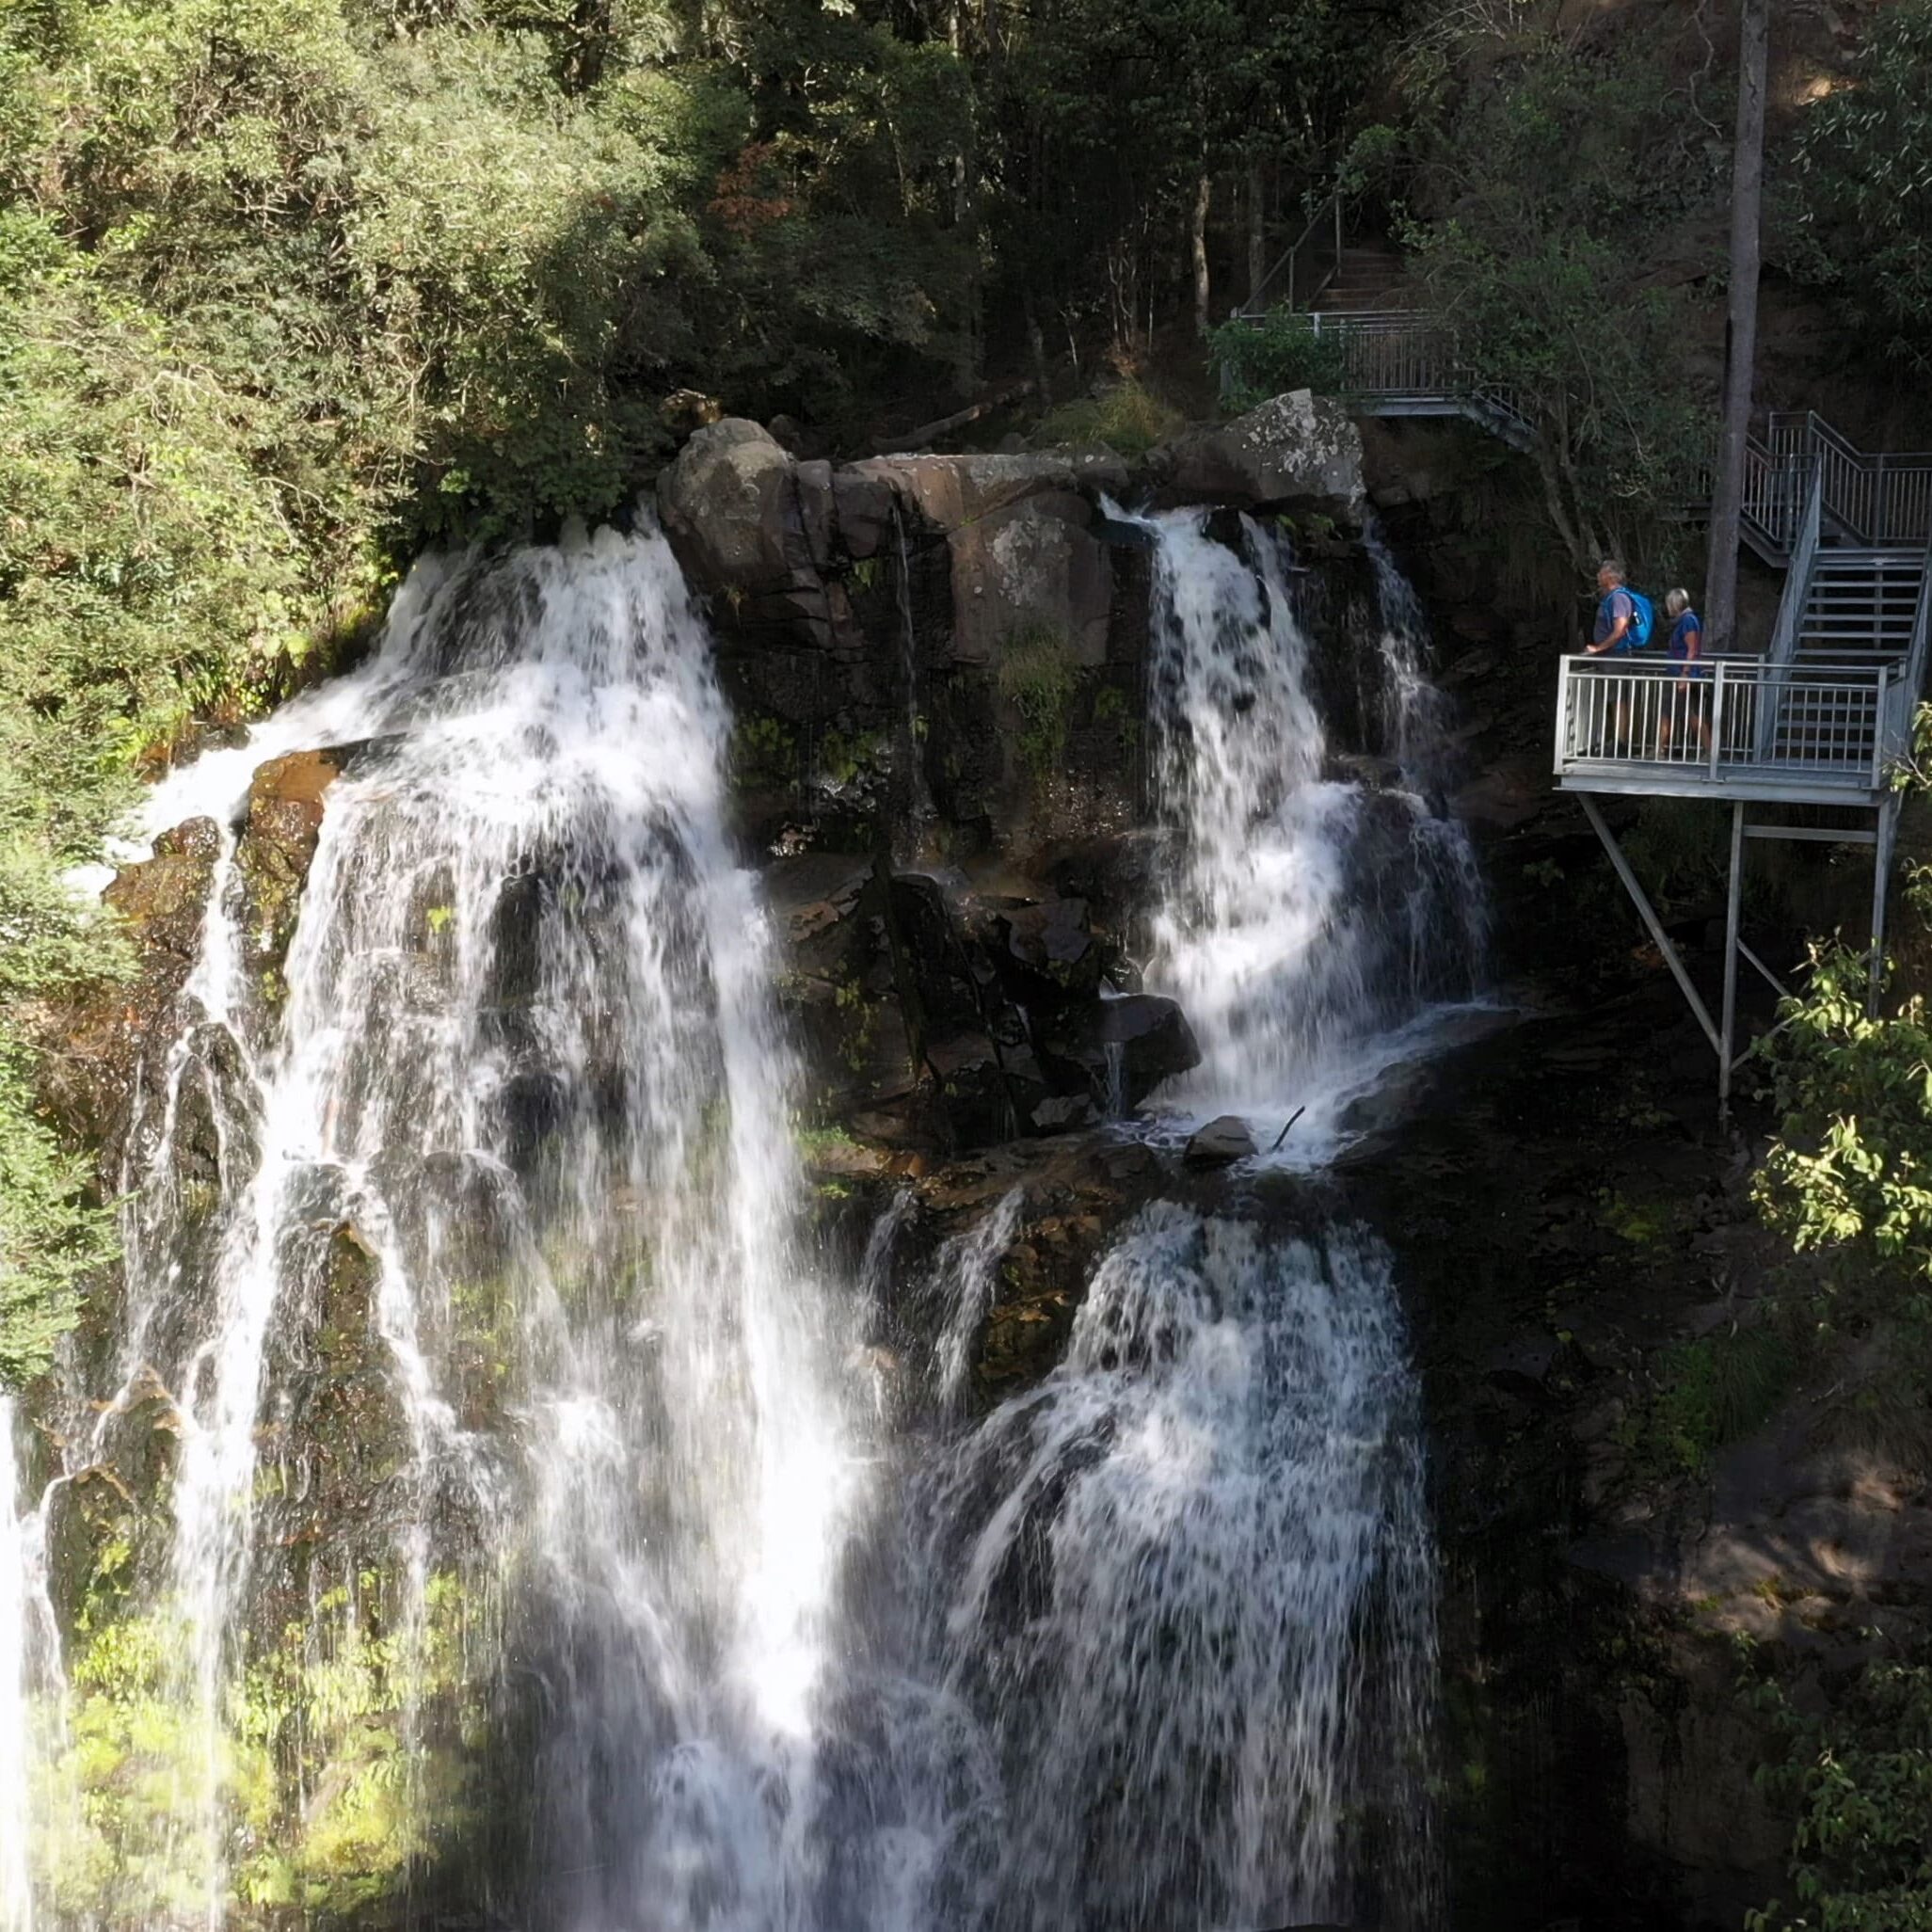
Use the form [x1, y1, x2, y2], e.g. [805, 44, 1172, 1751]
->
[1791, 0, 1932, 375]
[1358, 18, 1718, 571]
[1748, 1649, 1932, 1932]
[1206, 309, 1352, 413]
[1755, 947, 1932, 1293]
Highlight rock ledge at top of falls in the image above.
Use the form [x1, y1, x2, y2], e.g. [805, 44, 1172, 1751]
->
[654, 416, 1128, 674]
[1148, 389, 1365, 513]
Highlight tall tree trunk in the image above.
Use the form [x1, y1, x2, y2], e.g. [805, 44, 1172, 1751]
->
[1247, 161, 1268, 308]
[1705, 0, 1768, 651]
[1191, 172, 1212, 337]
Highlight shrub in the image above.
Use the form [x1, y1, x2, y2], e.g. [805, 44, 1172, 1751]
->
[1206, 311, 1354, 413]
[996, 627, 1082, 781]
[1034, 379, 1182, 455]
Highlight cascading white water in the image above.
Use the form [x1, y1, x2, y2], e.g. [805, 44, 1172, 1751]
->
[10, 519, 870, 1929]
[910, 1204, 1436, 1932]
[926, 1190, 1023, 1413]
[6, 499, 1465, 1932]
[1136, 507, 1485, 1146]
[1, 1400, 37, 1932]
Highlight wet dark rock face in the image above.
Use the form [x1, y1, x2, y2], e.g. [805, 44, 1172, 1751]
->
[769, 852, 1197, 1158]
[36, 816, 223, 1174]
[235, 745, 352, 1003]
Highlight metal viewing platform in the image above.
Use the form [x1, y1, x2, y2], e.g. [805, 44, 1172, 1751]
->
[1552, 449, 1931, 1108]
[1227, 203, 1932, 1105]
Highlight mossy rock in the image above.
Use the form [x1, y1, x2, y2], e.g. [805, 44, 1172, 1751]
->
[235, 746, 353, 983]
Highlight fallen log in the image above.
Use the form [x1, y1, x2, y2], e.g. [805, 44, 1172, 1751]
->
[870, 379, 1033, 455]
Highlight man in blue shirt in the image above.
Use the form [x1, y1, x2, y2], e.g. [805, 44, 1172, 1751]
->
[1580, 558, 1637, 750]
[1585, 559, 1637, 655]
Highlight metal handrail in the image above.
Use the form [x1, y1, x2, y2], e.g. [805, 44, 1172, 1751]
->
[1557, 652, 1893, 790]
[1238, 192, 1343, 318]
[1759, 461, 1825, 762]
[1887, 529, 1932, 774]
[1766, 459, 1824, 671]
[1287, 310, 1532, 433]
[1756, 411, 1932, 548]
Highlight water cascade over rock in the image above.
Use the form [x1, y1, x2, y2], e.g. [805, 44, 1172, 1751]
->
[3, 447, 1480, 1931]
[10, 523, 870, 1928]
[1136, 506, 1487, 1147]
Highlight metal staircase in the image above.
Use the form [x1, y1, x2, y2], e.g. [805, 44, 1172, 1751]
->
[1796, 550, 1924, 666]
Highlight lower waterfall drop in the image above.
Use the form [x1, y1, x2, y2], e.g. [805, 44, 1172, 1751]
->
[914, 1204, 1437, 1932]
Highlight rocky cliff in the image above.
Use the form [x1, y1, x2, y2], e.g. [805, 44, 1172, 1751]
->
[24, 393, 1923, 1932]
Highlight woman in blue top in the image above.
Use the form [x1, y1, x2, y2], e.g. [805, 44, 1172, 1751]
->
[1656, 588, 1711, 758]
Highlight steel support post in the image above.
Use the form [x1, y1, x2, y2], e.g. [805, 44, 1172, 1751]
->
[1719, 803, 1747, 1113]
[1578, 793, 1722, 1058]
[1869, 796, 1902, 1017]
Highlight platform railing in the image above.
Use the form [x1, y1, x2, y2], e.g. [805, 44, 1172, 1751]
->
[1556, 654, 1897, 790]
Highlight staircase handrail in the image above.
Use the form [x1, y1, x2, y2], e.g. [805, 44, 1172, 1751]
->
[1238, 191, 1343, 319]
[1755, 411, 1932, 548]
[1889, 528, 1932, 776]
[1766, 458, 1824, 671]
[1756, 456, 1824, 764]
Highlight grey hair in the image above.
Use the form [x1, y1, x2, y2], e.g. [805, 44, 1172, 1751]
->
[1665, 587, 1692, 618]
[1598, 557, 1626, 583]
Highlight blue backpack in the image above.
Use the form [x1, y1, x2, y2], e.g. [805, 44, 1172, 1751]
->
[1621, 588, 1656, 651]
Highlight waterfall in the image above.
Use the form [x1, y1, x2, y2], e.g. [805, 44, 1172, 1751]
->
[902, 1205, 1436, 1931]
[7, 501, 1461, 1931]
[11, 520, 870, 1928]
[1134, 507, 1485, 1147]
[1, 1401, 36, 1932]
[925, 1189, 1024, 1413]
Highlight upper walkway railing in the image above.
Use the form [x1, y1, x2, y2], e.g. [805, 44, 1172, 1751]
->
[1745, 413, 1932, 557]
[1238, 193, 1344, 320]
[1238, 309, 1536, 449]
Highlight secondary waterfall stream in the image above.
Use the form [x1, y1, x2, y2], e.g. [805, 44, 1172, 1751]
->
[3, 499, 1477, 1931]
[1140, 507, 1485, 1149]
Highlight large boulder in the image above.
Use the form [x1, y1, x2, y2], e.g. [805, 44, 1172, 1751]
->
[1039, 993, 1200, 1110]
[1184, 1114, 1257, 1166]
[655, 418, 803, 594]
[1154, 389, 1365, 511]
[851, 450, 1130, 534]
[845, 452, 1126, 669]
[950, 492, 1113, 669]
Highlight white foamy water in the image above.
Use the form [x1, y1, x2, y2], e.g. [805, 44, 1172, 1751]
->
[928, 1189, 1024, 1412]
[904, 1204, 1438, 1932]
[6, 502, 1458, 1932]
[1131, 507, 1486, 1153]
[9, 519, 871, 1928]
[0, 1401, 35, 1932]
